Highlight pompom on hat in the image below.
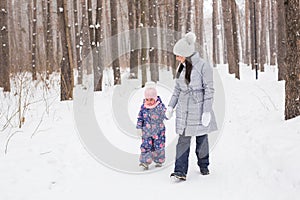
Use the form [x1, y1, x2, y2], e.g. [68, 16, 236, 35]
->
[173, 32, 197, 57]
[144, 81, 156, 89]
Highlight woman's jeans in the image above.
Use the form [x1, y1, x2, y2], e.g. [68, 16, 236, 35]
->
[174, 134, 209, 175]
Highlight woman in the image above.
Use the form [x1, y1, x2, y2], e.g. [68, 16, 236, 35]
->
[166, 32, 217, 181]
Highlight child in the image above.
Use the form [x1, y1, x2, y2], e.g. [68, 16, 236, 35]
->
[136, 82, 167, 170]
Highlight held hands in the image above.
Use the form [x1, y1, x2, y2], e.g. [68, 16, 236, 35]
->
[165, 106, 174, 120]
[201, 112, 211, 127]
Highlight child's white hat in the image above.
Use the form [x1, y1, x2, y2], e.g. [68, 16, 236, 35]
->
[144, 81, 157, 100]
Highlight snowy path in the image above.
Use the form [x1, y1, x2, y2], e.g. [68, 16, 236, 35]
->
[0, 68, 300, 200]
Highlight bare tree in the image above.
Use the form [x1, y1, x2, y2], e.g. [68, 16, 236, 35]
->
[81, 0, 92, 75]
[140, 0, 148, 86]
[259, 0, 267, 72]
[249, 0, 259, 79]
[269, 0, 277, 66]
[74, 0, 82, 84]
[32, 0, 37, 80]
[212, 0, 220, 67]
[110, 0, 121, 85]
[186, 0, 192, 33]
[277, 0, 287, 81]
[0, 0, 10, 91]
[88, 0, 95, 49]
[149, 0, 159, 82]
[164, 0, 176, 74]
[128, 0, 138, 78]
[172, 0, 180, 77]
[58, 0, 74, 100]
[45, 0, 54, 79]
[237, 6, 245, 64]
[244, 0, 251, 65]
[231, 0, 240, 79]
[222, 0, 237, 76]
[284, 0, 300, 120]
[195, 0, 204, 58]
[134, 0, 141, 76]
[94, 0, 104, 91]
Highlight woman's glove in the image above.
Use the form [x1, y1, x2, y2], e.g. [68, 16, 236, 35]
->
[165, 106, 174, 120]
[201, 112, 211, 127]
[137, 129, 142, 137]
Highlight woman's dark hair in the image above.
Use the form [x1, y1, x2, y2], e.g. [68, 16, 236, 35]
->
[175, 58, 193, 85]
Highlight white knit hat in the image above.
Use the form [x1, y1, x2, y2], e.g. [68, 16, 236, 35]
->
[173, 32, 197, 57]
[144, 81, 157, 100]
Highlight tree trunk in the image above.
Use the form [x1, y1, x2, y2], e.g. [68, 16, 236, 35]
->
[250, 0, 259, 79]
[231, 0, 240, 79]
[94, 0, 104, 91]
[212, 0, 219, 67]
[277, 0, 287, 81]
[165, 0, 175, 73]
[0, 0, 10, 91]
[284, 0, 300, 120]
[259, 0, 267, 72]
[17, 0, 25, 71]
[269, 0, 277, 66]
[46, 0, 54, 79]
[8, 0, 16, 73]
[128, 0, 138, 79]
[237, 7, 245, 64]
[133, 0, 140, 77]
[32, 0, 37, 80]
[222, 0, 236, 75]
[195, 0, 204, 58]
[140, 0, 147, 86]
[245, 0, 251, 65]
[149, 0, 159, 82]
[80, 0, 92, 76]
[172, 0, 180, 78]
[110, 0, 121, 85]
[88, 0, 95, 48]
[74, 0, 82, 84]
[186, 0, 192, 33]
[58, 0, 74, 101]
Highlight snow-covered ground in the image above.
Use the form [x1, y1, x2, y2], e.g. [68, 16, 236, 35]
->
[0, 64, 300, 200]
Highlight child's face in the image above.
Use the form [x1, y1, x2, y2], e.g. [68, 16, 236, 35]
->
[145, 98, 156, 106]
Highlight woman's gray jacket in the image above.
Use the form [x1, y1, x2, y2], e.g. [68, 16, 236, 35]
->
[168, 52, 218, 136]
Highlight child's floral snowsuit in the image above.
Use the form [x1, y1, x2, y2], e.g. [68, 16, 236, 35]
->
[136, 96, 166, 165]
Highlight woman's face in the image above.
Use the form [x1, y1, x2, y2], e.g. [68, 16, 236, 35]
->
[176, 55, 186, 63]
